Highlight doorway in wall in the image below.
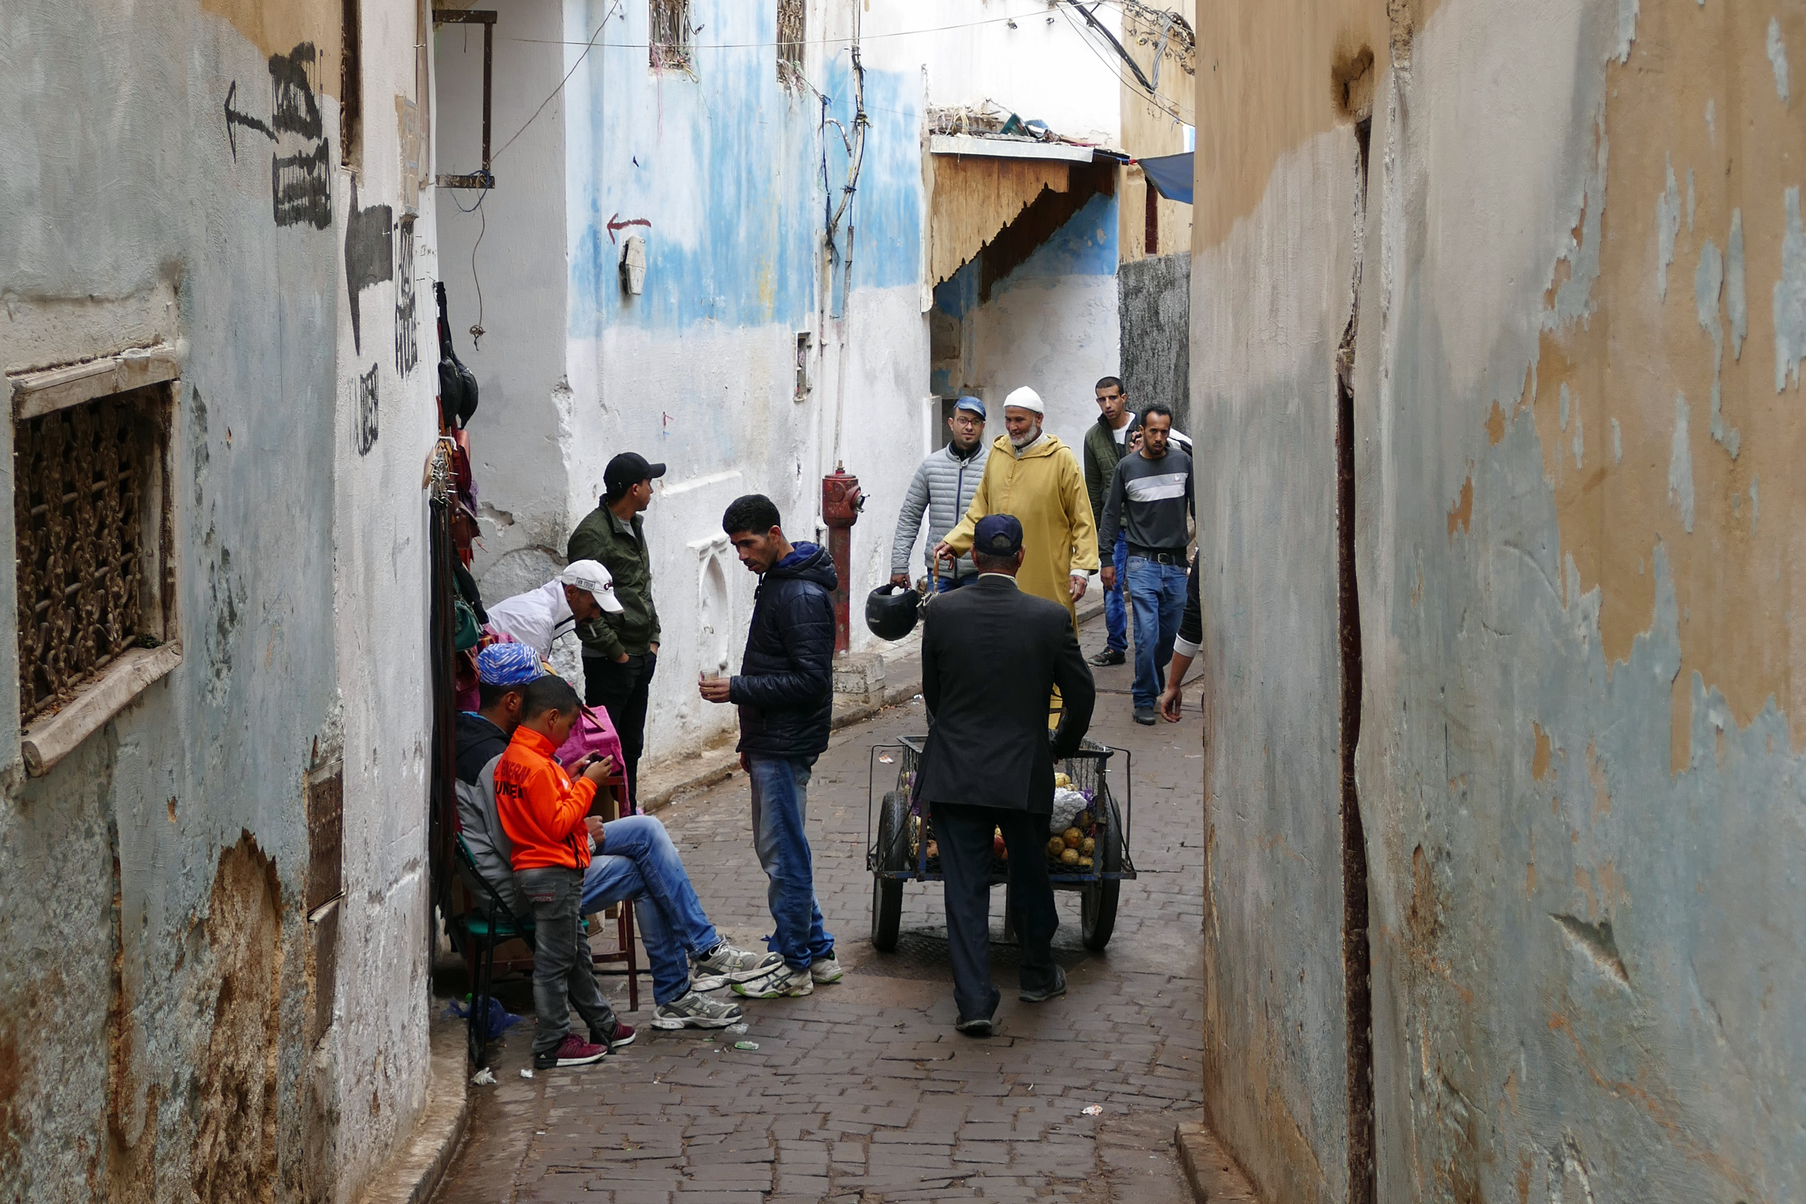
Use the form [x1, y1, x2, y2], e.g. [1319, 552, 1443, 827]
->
[1337, 113, 1376, 1204]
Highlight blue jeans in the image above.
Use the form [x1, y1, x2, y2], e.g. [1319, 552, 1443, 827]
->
[581, 815, 721, 1006]
[746, 753, 834, 970]
[1103, 531, 1130, 652]
[935, 571, 974, 593]
[1127, 556, 1188, 708]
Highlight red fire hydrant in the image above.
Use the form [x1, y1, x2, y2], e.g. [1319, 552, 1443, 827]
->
[821, 463, 864, 655]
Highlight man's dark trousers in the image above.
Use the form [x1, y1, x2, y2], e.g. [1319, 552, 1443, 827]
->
[583, 650, 656, 806]
[934, 802, 1060, 1023]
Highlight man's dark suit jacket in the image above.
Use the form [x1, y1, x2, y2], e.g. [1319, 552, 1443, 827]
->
[918, 574, 1097, 813]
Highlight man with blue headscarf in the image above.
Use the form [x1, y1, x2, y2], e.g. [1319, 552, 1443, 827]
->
[455, 645, 780, 1030]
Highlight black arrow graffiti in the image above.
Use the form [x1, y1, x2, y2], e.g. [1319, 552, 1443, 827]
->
[607, 213, 652, 244]
[345, 180, 394, 353]
[224, 80, 276, 161]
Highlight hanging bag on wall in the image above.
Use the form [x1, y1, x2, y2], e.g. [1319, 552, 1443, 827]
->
[435, 281, 479, 430]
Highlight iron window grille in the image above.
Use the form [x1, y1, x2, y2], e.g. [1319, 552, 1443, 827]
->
[14, 383, 172, 726]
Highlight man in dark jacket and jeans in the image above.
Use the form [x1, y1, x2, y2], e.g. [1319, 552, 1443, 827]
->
[699, 493, 843, 998]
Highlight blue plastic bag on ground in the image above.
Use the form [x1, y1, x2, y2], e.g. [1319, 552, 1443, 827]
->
[442, 996, 522, 1040]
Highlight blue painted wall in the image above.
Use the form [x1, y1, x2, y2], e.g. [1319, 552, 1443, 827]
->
[930, 189, 1119, 396]
[568, 0, 923, 337]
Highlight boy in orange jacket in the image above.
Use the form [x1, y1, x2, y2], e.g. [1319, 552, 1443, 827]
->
[495, 674, 633, 1069]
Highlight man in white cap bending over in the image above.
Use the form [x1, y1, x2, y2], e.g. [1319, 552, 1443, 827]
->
[483, 560, 625, 661]
[936, 387, 1099, 626]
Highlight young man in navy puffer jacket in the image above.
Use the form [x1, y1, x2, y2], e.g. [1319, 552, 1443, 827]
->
[698, 493, 845, 997]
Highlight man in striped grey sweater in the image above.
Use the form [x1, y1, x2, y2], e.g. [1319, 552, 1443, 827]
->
[891, 397, 992, 592]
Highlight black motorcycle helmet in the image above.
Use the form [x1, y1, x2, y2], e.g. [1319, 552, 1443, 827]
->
[865, 583, 920, 641]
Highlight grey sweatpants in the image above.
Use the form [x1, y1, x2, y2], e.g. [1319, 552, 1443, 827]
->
[515, 865, 617, 1055]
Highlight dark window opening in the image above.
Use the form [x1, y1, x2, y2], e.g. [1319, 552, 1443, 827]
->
[651, 0, 693, 73]
[1144, 181, 1159, 256]
[777, 0, 805, 88]
[340, 0, 362, 169]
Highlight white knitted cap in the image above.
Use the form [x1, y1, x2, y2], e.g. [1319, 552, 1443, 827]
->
[1002, 386, 1045, 415]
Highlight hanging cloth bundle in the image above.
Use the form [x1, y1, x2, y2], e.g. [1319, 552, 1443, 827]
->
[436, 281, 479, 431]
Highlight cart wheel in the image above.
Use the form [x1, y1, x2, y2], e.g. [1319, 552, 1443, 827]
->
[872, 795, 906, 952]
[1080, 795, 1123, 950]
[872, 875, 902, 951]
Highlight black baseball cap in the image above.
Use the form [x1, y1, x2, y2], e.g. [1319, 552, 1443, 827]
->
[974, 514, 1024, 556]
[604, 452, 666, 497]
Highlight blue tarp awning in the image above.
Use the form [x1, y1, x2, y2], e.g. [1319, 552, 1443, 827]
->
[1139, 152, 1194, 205]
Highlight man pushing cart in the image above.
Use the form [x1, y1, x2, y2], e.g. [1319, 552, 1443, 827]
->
[881, 515, 1101, 1036]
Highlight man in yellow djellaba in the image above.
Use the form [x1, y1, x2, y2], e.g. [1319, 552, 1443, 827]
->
[935, 386, 1099, 626]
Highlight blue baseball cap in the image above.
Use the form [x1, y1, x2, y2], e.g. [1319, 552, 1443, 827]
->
[954, 396, 986, 419]
[973, 514, 1024, 557]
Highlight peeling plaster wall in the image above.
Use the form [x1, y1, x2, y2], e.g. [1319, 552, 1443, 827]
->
[328, 0, 440, 1196]
[435, 0, 573, 605]
[1193, 127, 1359, 1204]
[1119, 252, 1192, 431]
[0, 2, 436, 1200]
[1193, 0, 1806, 1201]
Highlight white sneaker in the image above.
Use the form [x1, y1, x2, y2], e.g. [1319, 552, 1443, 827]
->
[809, 954, 844, 984]
[650, 990, 746, 1030]
[692, 941, 785, 991]
[731, 963, 814, 998]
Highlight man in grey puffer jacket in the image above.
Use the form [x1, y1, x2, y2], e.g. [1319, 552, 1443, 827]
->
[890, 397, 992, 592]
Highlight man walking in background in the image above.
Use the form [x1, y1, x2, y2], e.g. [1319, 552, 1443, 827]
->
[936, 386, 1098, 625]
[1098, 403, 1195, 725]
[918, 515, 1095, 1034]
[1083, 377, 1138, 666]
[891, 396, 991, 592]
[699, 494, 843, 999]
[1158, 551, 1204, 724]
[569, 452, 665, 805]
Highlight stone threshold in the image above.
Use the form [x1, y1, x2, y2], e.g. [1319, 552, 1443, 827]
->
[1174, 1121, 1262, 1203]
[352, 1017, 470, 1204]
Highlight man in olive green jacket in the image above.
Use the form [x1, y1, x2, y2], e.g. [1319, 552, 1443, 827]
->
[568, 452, 664, 804]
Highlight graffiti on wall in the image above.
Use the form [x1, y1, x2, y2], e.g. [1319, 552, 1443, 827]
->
[345, 181, 394, 353]
[224, 43, 331, 229]
[396, 218, 419, 376]
[354, 365, 379, 456]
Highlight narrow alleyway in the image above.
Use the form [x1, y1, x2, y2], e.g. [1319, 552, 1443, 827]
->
[432, 614, 1206, 1204]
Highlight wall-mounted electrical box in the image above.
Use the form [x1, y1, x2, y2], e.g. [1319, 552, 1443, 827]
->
[795, 331, 812, 400]
[620, 234, 647, 295]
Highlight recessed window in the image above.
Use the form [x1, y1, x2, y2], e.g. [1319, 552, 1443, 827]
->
[341, 0, 363, 169]
[777, 0, 804, 89]
[10, 351, 178, 775]
[650, 0, 693, 73]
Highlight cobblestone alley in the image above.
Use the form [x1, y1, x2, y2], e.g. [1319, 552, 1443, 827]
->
[432, 616, 1208, 1203]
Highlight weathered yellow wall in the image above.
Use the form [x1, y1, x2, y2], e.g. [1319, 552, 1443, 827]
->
[1118, 0, 1196, 261]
